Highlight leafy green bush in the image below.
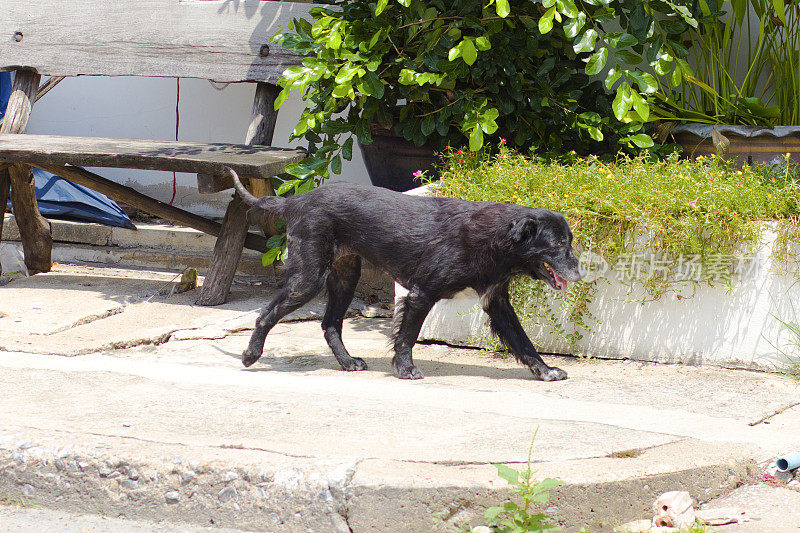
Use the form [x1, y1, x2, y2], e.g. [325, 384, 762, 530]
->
[271, 0, 695, 191]
[539, 0, 697, 135]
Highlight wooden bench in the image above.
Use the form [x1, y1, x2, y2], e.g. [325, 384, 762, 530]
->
[0, 0, 316, 305]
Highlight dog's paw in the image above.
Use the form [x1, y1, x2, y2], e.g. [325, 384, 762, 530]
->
[342, 357, 368, 372]
[532, 366, 568, 381]
[395, 364, 424, 380]
[241, 348, 262, 368]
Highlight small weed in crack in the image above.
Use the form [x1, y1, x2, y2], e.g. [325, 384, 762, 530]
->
[483, 428, 563, 532]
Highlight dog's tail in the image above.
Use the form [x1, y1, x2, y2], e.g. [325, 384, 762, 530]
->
[226, 167, 286, 215]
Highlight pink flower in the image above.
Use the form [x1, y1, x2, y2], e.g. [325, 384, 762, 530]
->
[459, 159, 464, 164]
[689, 199, 697, 208]
[458, 149, 463, 155]
[413, 170, 423, 178]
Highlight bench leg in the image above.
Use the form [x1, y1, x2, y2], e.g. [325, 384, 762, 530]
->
[196, 193, 248, 306]
[247, 177, 278, 236]
[196, 82, 282, 306]
[0, 169, 9, 276]
[245, 83, 280, 237]
[8, 163, 52, 273]
[1, 69, 52, 274]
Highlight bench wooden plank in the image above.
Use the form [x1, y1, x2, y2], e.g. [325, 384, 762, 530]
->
[0, 1, 322, 83]
[0, 134, 305, 180]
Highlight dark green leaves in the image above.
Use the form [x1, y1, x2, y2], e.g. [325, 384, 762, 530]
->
[262, 233, 286, 266]
[573, 28, 598, 53]
[536, 0, 707, 149]
[620, 133, 654, 148]
[495, 0, 510, 18]
[585, 48, 608, 75]
[448, 38, 483, 65]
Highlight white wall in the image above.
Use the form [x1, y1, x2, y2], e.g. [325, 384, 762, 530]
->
[25, 76, 370, 219]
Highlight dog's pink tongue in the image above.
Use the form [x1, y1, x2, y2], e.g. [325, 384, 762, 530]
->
[553, 271, 568, 291]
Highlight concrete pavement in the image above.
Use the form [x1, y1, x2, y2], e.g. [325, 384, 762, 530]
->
[1, 263, 799, 532]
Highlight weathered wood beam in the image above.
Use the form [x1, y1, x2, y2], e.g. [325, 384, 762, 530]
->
[0, 71, 39, 133]
[32, 162, 268, 253]
[195, 194, 252, 306]
[0, 1, 324, 83]
[245, 83, 281, 169]
[0, 69, 52, 273]
[0, 133, 305, 179]
[197, 82, 280, 306]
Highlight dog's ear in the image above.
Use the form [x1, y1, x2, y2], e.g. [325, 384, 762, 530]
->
[508, 216, 537, 243]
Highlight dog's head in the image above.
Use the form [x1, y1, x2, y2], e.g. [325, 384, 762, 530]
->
[507, 209, 584, 291]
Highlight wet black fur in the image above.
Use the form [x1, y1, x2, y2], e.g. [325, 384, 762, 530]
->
[229, 169, 583, 381]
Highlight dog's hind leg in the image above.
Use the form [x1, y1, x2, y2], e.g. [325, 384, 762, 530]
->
[482, 283, 567, 381]
[322, 254, 367, 371]
[391, 287, 435, 379]
[242, 241, 331, 367]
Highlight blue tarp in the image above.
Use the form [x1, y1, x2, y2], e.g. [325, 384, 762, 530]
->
[1, 72, 134, 229]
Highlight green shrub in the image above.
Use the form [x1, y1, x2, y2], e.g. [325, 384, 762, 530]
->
[272, 0, 631, 190]
[439, 147, 800, 269]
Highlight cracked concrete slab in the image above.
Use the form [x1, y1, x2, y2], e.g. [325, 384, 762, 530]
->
[1, 264, 799, 531]
[0, 264, 369, 355]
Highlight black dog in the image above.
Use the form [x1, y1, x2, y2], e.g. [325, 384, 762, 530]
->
[229, 169, 584, 381]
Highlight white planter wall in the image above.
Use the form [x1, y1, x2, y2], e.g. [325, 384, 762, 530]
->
[25, 76, 370, 219]
[396, 223, 800, 372]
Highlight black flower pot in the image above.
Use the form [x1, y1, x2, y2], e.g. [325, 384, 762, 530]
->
[358, 131, 439, 192]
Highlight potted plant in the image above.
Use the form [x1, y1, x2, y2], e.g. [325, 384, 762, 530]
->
[271, 0, 629, 192]
[646, 0, 800, 164]
[534, 0, 800, 163]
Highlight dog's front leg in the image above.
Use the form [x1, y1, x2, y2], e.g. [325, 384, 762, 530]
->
[392, 288, 435, 379]
[482, 285, 568, 381]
